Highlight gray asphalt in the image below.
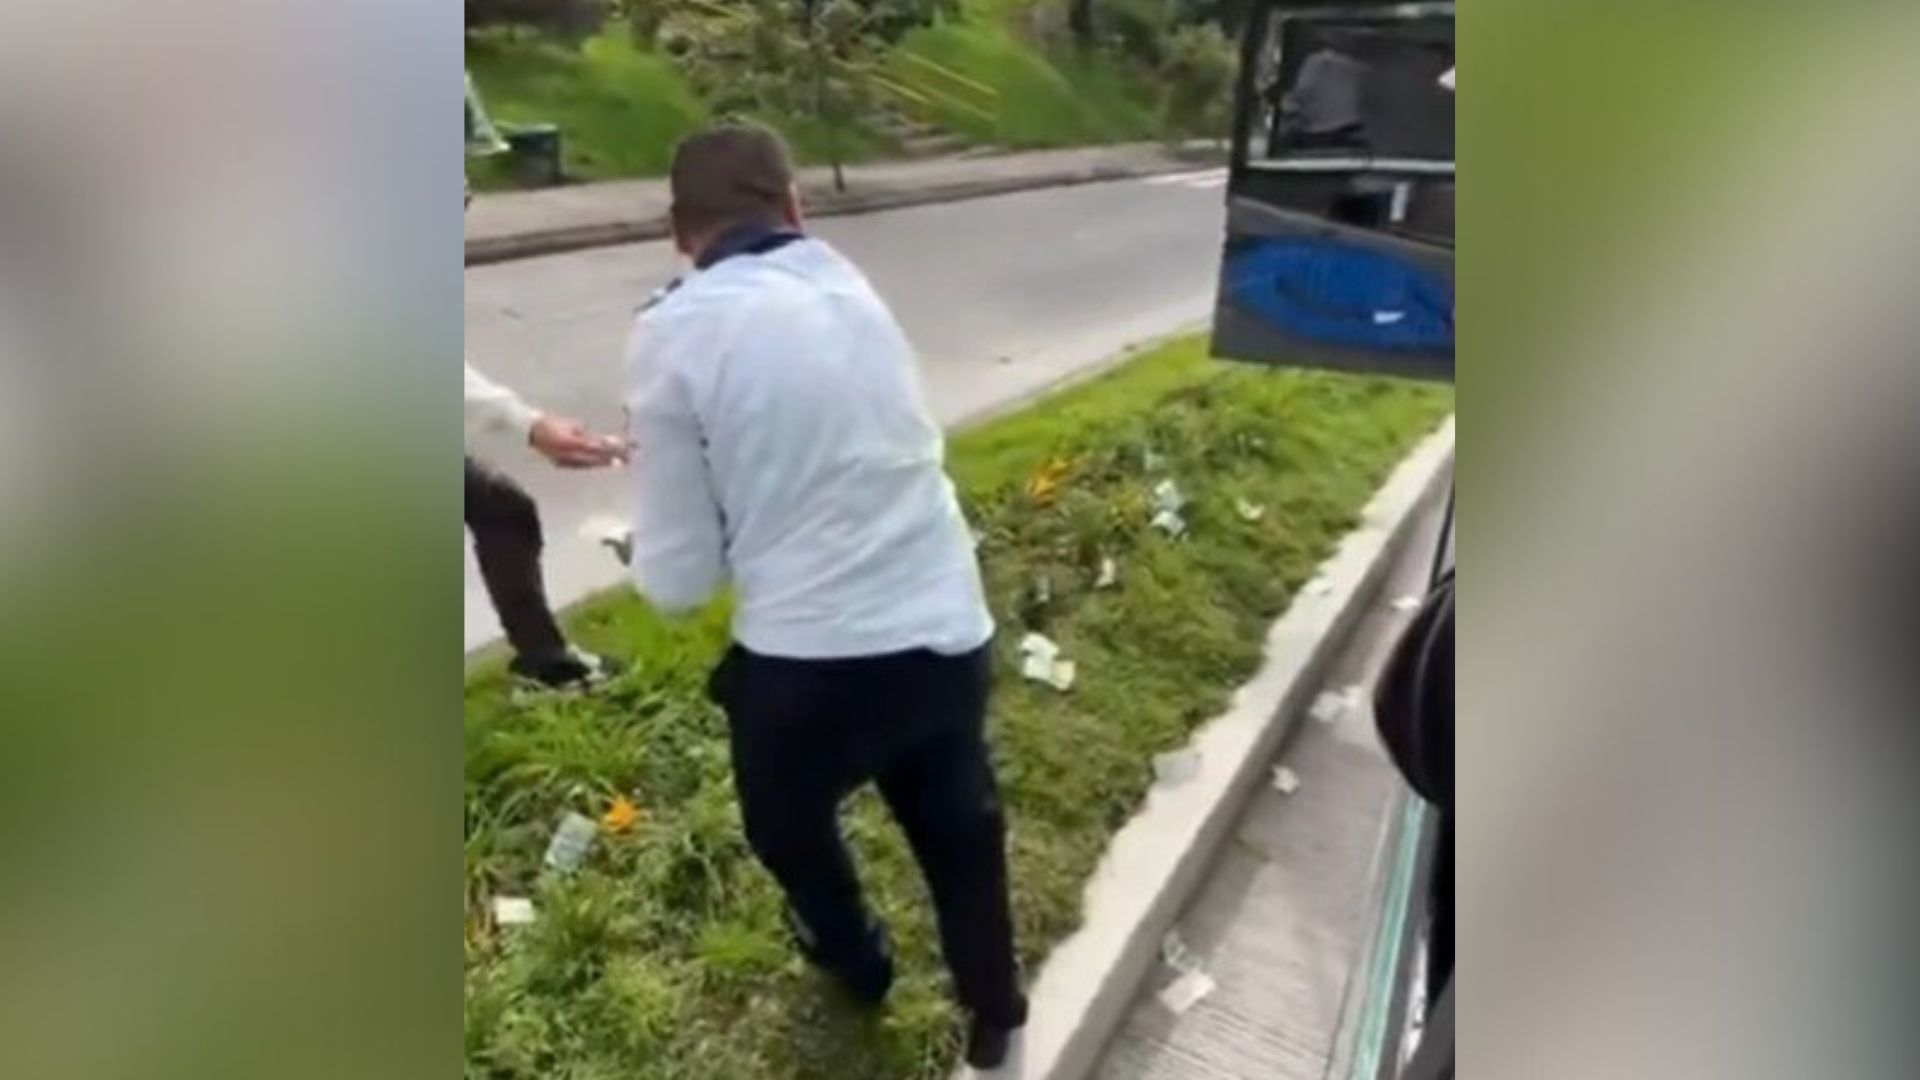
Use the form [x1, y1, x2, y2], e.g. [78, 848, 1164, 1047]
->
[464, 169, 1227, 651]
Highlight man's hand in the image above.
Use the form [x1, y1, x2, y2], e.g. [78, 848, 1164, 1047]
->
[529, 414, 627, 468]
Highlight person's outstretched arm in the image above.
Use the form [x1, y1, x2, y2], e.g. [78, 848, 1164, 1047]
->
[465, 360, 624, 468]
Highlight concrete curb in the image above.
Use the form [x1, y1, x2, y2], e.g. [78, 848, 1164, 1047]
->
[464, 152, 1226, 266]
[961, 418, 1456, 1080]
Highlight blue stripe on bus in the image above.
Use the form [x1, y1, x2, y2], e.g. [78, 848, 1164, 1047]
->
[1225, 238, 1453, 353]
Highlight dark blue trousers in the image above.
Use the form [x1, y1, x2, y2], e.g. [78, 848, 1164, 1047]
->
[709, 642, 1023, 1024]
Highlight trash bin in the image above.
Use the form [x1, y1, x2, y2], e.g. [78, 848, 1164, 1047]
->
[503, 123, 563, 187]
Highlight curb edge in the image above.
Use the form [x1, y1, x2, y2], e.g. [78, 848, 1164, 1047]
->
[465, 156, 1225, 266]
[963, 417, 1456, 1080]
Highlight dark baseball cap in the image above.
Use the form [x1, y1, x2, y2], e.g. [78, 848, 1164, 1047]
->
[669, 124, 795, 231]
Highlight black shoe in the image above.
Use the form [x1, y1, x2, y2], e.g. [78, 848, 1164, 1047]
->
[510, 647, 620, 692]
[965, 995, 1029, 1071]
[786, 906, 895, 1007]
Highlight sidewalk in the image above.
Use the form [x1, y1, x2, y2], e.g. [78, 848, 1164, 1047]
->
[1093, 499, 1445, 1080]
[465, 141, 1226, 265]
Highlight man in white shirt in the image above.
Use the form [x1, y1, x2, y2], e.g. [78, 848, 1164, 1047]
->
[624, 125, 1025, 1068]
[465, 360, 623, 687]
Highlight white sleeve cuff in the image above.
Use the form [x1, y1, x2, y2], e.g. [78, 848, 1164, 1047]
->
[497, 396, 541, 439]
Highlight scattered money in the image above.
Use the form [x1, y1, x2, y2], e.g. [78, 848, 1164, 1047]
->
[1153, 749, 1202, 786]
[543, 812, 599, 873]
[1272, 766, 1302, 795]
[1158, 969, 1217, 1015]
[491, 896, 538, 926]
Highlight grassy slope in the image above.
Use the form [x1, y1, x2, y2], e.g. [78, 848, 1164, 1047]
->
[891, 1, 1160, 148]
[466, 27, 712, 185]
[467, 24, 896, 189]
[463, 336, 1452, 1079]
[467, 2, 1165, 187]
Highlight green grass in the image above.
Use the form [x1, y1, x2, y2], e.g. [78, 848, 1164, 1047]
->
[892, 2, 1162, 147]
[466, 26, 711, 187]
[463, 335, 1452, 1079]
[467, 2, 1170, 188]
[467, 24, 896, 190]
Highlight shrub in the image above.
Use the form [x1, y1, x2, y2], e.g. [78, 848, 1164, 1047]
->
[1102, 0, 1173, 67]
[670, 0, 888, 190]
[618, 0, 672, 45]
[1161, 22, 1236, 140]
[466, 0, 610, 40]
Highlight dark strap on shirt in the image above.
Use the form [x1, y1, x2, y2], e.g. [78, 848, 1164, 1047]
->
[695, 222, 804, 270]
[640, 223, 804, 314]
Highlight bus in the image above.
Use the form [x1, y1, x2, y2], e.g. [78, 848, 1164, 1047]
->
[1215, 4, 1454, 1077]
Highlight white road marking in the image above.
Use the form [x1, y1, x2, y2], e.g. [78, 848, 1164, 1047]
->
[1143, 168, 1228, 189]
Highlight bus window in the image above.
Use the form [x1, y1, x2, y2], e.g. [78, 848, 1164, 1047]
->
[1213, 1, 1454, 383]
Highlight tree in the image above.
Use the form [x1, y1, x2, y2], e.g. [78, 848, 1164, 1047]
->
[859, 0, 955, 39]
[621, 0, 672, 43]
[1067, 0, 1095, 45]
[466, 0, 608, 39]
[1105, 0, 1173, 65]
[1160, 23, 1235, 143]
[667, 0, 886, 192]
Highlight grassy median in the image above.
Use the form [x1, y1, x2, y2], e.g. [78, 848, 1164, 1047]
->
[463, 335, 1452, 1079]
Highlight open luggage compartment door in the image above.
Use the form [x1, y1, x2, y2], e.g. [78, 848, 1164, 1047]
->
[1212, 1, 1454, 383]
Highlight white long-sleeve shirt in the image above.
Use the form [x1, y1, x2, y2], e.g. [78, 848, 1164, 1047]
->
[623, 237, 993, 659]
[464, 361, 540, 443]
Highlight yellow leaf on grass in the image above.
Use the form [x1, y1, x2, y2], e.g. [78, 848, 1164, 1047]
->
[1025, 457, 1073, 506]
[601, 796, 641, 834]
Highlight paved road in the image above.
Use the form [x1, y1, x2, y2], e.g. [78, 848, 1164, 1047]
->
[464, 169, 1228, 651]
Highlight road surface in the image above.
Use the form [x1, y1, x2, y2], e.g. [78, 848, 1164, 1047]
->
[464, 169, 1228, 652]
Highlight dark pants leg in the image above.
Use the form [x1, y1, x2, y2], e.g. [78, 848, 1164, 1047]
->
[713, 644, 1022, 1022]
[715, 649, 880, 982]
[464, 455, 568, 664]
[873, 655, 1023, 1025]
